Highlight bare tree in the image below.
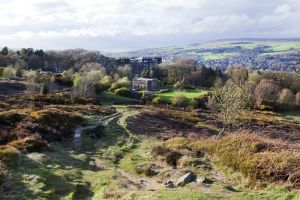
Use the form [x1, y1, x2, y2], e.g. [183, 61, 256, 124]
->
[254, 79, 279, 107]
[295, 92, 300, 105]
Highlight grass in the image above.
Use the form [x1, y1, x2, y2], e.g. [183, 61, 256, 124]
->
[279, 110, 300, 123]
[99, 91, 140, 105]
[157, 88, 209, 101]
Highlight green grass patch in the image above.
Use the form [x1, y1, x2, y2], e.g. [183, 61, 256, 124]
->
[157, 88, 209, 102]
[202, 52, 238, 60]
[99, 92, 140, 105]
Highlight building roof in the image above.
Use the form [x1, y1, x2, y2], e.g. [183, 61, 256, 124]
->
[133, 77, 155, 81]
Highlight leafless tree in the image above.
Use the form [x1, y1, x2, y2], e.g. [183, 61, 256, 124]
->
[254, 79, 279, 107]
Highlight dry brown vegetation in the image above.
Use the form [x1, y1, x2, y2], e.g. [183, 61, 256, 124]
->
[190, 132, 300, 188]
[0, 95, 116, 152]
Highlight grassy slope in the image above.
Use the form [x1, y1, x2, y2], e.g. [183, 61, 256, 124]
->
[5, 106, 300, 200]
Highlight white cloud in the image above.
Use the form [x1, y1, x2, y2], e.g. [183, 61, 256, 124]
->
[274, 4, 291, 14]
[0, 0, 299, 51]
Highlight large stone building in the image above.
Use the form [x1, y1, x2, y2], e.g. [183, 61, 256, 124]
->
[116, 57, 162, 75]
[132, 77, 159, 91]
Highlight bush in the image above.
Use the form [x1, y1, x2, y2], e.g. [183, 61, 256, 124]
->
[0, 161, 7, 185]
[0, 145, 20, 164]
[0, 67, 4, 78]
[171, 93, 190, 108]
[191, 133, 300, 188]
[151, 145, 169, 156]
[114, 87, 131, 97]
[109, 77, 131, 92]
[2, 66, 16, 80]
[8, 136, 48, 152]
[135, 163, 158, 176]
[165, 151, 182, 167]
[151, 96, 168, 106]
[165, 137, 190, 150]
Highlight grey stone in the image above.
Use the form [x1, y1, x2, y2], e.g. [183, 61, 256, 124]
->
[175, 172, 196, 186]
[196, 177, 214, 184]
[166, 181, 175, 189]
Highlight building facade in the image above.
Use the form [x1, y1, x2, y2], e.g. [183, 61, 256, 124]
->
[132, 77, 159, 91]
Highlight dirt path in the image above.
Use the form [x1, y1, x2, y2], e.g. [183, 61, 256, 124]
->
[91, 156, 161, 191]
[73, 112, 122, 149]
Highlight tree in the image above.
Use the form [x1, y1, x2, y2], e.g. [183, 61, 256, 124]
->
[117, 65, 132, 78]
[254, 79, 280, 107]
[1, 47, 8, 56]
[278, 88, 295, 105]
[296, 92, 300, 105]
[227, 66, 248, 85]
[214, 82, 253, 136]
[73, 74, 96, 98]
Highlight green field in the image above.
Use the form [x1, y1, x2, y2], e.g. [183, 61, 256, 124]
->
[99, 91, 140, 105]
[202, 52, 238, 60]
[157, 88, 209, 101]
[110, 39, 300, 61]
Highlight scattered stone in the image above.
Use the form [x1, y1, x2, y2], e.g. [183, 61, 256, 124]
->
[175, 171, 196, 186]
[196, 177, 214, 184]
[224, 185, 237, 192]
[166, 181, 175, 189]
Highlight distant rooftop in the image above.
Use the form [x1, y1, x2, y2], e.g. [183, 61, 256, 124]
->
[133, 77, 154, 81]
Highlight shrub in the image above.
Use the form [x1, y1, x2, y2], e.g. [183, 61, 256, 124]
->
[135, 163, 158, 176]
[114, 87, 131, 97]
[171, 93, 190, 108]
[151, 145, 169, 156]
[191, 133, 300, 188]
[178, 155, 194, 167]
[109, 77, 131, 92]
[151, 96, 167, 106]
[0, 145, 20, 164]
[278, 88, 295, 105]
[164, 137, 190, 150]
[165, 151, 182, 167]
[8, 136, 48, 152]
[2, 66, 16, 80]
[0, 161, 7, 185]
[0, 67, 4, 78]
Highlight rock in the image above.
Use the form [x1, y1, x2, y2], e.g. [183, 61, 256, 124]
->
[175, 172, 196, 186]
[166, 181, 175, 189]
[196, 177, 214, 184]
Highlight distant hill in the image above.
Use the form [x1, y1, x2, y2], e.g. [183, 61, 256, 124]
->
[107, 39, 300, 73]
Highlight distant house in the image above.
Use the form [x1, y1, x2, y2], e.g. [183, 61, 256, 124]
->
[132, 77, 159, 91]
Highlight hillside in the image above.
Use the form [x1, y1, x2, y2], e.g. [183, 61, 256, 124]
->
[108, 39, 300, 73]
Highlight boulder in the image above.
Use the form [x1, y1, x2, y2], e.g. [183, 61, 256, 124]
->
[175, 171, 196, 186]
[196, 177, 214, 184]
[166, 180, 175, 189]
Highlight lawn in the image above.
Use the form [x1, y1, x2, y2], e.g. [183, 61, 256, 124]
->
[157, 88, 209, 101]
[99, 91, 140, 105]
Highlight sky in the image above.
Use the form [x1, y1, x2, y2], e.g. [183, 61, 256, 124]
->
[0, 0, 300, 52]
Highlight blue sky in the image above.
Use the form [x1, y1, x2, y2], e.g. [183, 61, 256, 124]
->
[0, 0, 299, 52]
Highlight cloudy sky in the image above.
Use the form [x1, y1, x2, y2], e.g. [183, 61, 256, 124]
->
[0, 0, 299, 52]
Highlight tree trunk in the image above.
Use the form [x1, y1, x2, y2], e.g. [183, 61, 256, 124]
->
[218, 126, 226, 137]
